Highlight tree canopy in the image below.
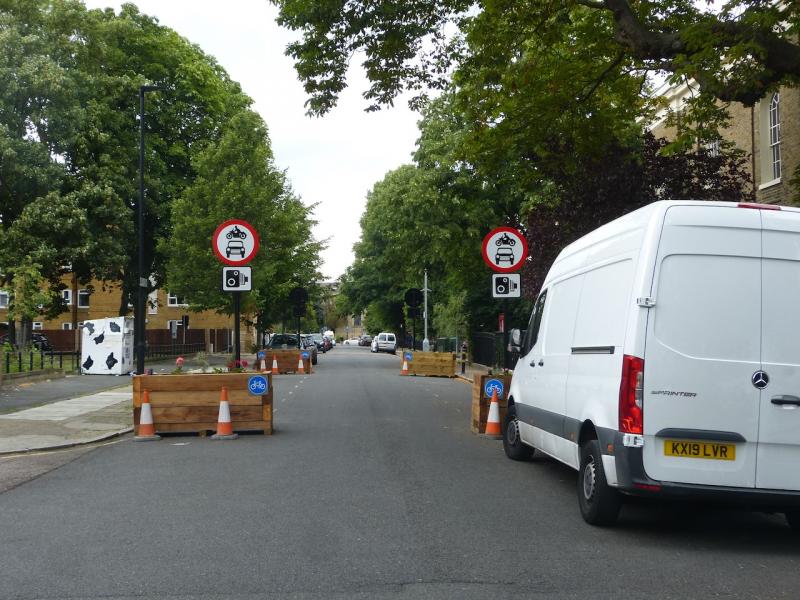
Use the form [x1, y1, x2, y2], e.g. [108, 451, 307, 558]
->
[0, 0, 321, 342]
[272, 0, 799, 118]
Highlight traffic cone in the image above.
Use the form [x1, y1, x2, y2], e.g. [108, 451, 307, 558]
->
[135, 389, 161, 441]
[297, 354, 305, 374]
[260, 357, 268, 373]
[271, 356, 279, 375]
[211, 386, 238, 440]
[483, 389, 502, 439]
[401, 358, 409, 375]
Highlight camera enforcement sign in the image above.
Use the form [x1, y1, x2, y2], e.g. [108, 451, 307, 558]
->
[212, 219, 260, 266]
[222, 266, 251, 292]
[492, 273, 521, 298]
[481, 227, 528, 273]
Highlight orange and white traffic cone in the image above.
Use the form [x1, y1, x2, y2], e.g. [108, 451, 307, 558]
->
[260, 357, 268, 373]
[135, 389, 161, 441]
[483, 389, 502, 439]
[401, 358, 409, 375]
[297, 355, 305, 374]
[211, 386, 238, 440]
[271, 356, 279, 375]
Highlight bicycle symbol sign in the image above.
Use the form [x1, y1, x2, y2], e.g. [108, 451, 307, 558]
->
[484, 378, 504, 399]
[302, 352, 309, 360]
[248, 375, 268, 395]
[404, 352, 413, 362]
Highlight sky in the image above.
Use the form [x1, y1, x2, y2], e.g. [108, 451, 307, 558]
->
[81, 0, 422, 281]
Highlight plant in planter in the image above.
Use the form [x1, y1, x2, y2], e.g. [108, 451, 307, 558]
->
[172, 356, 185, 374]
[226, 359, 249, 373]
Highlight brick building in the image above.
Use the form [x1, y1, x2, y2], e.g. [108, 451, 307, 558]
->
[0, 274, 252, 351]
[650, 81, 798, 205]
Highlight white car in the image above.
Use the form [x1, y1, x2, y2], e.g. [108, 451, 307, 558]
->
[343, 338, 360, 345]
[505, 200, 800, 529]
[371, 332, 397, 354]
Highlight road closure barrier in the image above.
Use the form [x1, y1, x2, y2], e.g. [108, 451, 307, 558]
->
[400, 352, 455, 378]
[133, 373, 273, 436]
[471, 374, 512, 435]
[266, 350, 311, 374]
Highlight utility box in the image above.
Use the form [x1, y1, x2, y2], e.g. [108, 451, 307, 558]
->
[80, 317, 134, 375]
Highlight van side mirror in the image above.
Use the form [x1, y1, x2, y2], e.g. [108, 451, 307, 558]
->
[509, 328, 522, 352]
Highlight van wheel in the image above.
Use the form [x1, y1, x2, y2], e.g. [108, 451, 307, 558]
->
[785, 510, 800, 532]
[578, 439, 622, 526]
[502, 410, 534, 461]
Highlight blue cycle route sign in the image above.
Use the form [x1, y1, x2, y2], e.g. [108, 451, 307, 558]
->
[257, 351, 266, 361]
[484, 378, 504, 399]
[404, 352, 413, 362]
[248, 375, 268, 395]
[301, 352, 310, 360]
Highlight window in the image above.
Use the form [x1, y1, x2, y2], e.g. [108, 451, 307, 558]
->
[167, 292, 187, 307]
[522, 290, 548, 355]
[62, 323, 72, 330]
[704, 140, 720, 158]
[0, 291, 8, 309]
[167, 320, 183, 330]
[32, 322, 42, 330]
[77, 289, 90, 308]
[62, 289, 72, 306]
[769, 93, 781, 180]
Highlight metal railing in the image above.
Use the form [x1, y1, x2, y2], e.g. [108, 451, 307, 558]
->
[145, 342, 206, 360]
[2, 350, 81, 375]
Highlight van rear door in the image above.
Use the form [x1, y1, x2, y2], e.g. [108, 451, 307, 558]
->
[757, 209, 800, 491]
[642, 205, 761, 488]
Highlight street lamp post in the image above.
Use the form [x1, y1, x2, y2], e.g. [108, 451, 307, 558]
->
[135, 85, 162, 375]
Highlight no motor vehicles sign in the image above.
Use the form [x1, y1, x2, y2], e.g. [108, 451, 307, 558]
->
[212, 219, 260, 266]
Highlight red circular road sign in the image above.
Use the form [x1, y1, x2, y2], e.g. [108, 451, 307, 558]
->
[481, 227, 528, 273]
[212, 219, 260, 266]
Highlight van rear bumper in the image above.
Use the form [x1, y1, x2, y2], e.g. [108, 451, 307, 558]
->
[614, 433, 800, 508]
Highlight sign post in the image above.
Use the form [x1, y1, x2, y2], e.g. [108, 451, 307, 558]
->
[213, 220, 260, 364]
[482, 227, 528, 368]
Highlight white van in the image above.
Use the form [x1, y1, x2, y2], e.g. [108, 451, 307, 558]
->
[505, 200, 800, 528]
[371, 332, 397, 354]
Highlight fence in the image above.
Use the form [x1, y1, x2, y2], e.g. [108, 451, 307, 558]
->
[2, 351, 80, 375]
[38, 328, 232, 355]
[434, 337, 460, 352]
[470, 331, 525, 370]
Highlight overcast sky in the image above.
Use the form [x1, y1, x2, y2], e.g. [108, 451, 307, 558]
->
[81, 0, 421, 280]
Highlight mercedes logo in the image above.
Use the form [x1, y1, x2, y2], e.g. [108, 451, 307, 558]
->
[752, 370, 769, 389]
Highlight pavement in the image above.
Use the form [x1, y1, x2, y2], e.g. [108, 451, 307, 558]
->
[0, 352, 246, 455]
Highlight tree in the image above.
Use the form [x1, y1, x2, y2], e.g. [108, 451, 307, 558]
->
[523, 132, 755, 296]
[0, 0, 253, 339]
[165, 110, 322, 335]
[271, 0, 799, 117]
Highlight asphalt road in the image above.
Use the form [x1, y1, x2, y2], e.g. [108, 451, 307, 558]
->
[1, 346, 798, 599]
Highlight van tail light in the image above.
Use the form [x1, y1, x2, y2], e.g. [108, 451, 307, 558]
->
[619, 355, 644, 434]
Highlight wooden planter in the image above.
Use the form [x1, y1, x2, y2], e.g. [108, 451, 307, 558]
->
[266, 350, 312, 374]
[401, 351, 456, 377]
[471, 374, 513, 434]
[133, 372, 273, 436]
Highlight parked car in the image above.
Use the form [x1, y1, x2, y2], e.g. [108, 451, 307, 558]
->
[343, 338, 360, 346]
[370, 332, 397, 354]
[268, 333, 317, 365]
[359, 335, 372, 347]
[504, 200, 800, 529]
[301, 335, 318, 365]
[321, 336, 333, 352]
[1, 332, 53, 352]
[309, 333, 327, 353]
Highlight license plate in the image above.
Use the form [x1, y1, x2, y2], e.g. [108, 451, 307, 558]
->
[664, 440, 736, 461]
